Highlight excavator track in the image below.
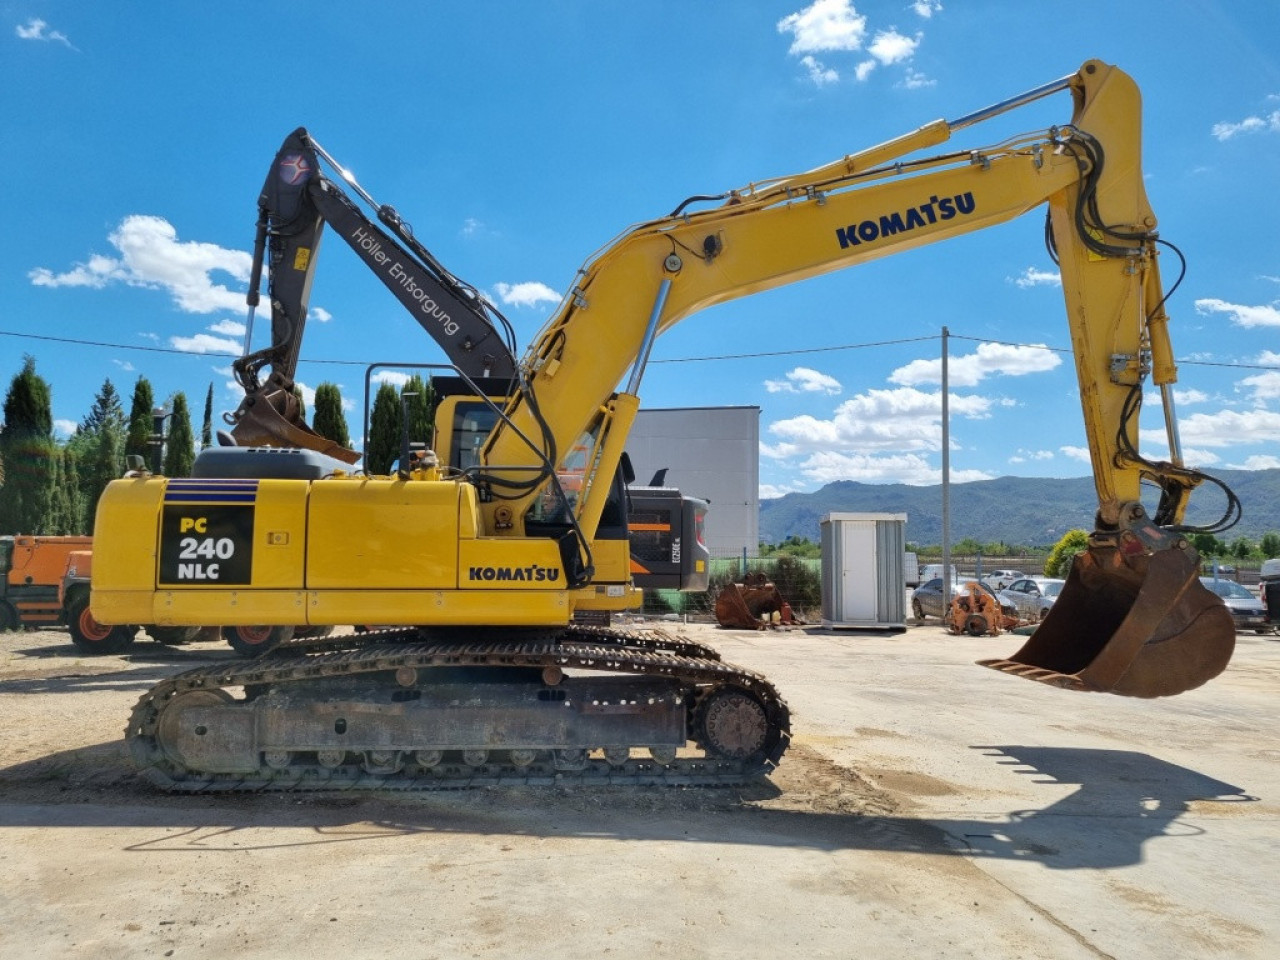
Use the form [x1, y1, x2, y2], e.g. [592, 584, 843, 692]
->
[126, 625, 791, 792]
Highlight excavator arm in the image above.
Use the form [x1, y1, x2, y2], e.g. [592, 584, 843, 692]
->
[476, 60, 1234, 696]
[225, 128, 518, 460]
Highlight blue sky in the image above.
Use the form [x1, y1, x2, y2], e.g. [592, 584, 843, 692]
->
[3, 1, 1279, 500]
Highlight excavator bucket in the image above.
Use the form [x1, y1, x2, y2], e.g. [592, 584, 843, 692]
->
[715, 573, 792, 630]
[979, 515, 1235, 698]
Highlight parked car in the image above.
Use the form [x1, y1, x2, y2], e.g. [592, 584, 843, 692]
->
[911, 578, 1016, 621]
[998, 577, 1065, 622]
[1200, 577, 1269, 633]
[982, 568, 1025, 591]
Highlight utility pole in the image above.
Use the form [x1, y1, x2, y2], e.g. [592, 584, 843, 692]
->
[941, 327, 951, 615]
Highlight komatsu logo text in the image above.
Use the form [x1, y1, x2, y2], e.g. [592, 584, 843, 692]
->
[836, 192, 977, 249]
[469, 565, 561, 583]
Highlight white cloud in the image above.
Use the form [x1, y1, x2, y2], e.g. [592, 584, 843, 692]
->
[1141, 408, 1280, 449]
[1060, 445, 1091, 463]
[889, 341, 1061, 387]
[867, 29, 919, 66]
[492, 281, 560, 308]
[801, 55, 840, 86]
[1009, 449, 1054, 464]
[777, 0, 867, 54]
[170, 333, 241, 355]
[1232, 454, 1280, 470]
[764, 366, 842, 395]
[1239, 371, 1280, 402]
[911, 1, 942, 17]
[1194, 297, 1280, 328]
[759, 483, 800, 500]
[111, 358, 135, 372]
[781, 449, 991, 486]
[1143, 388, 1209, 406]
[764, 386, 991, 458]
[1211, 110, 1280, 141]
[30, 215, 251, 313]
[779, 3, 925, 87]
[53, 419, 77, 439]
[900, 69, 935, 90]
[373, 370, 411, 388]
[1010, 266, 1062, 288]
[15, 18, 75, 49]
[310, 306, 333, 323]
[208, 319, 247, 337]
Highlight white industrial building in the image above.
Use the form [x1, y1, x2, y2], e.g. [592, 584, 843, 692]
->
[627, 406, 759, 558]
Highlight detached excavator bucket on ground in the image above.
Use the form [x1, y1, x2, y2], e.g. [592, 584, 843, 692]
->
[715, 573, 798, 630]
[979, 510, 1236, 698]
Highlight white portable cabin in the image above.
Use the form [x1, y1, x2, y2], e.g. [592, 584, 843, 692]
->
[820, 512, 907, 630]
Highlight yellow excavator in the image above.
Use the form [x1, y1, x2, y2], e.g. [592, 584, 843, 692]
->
[93, 60, 1237, 791]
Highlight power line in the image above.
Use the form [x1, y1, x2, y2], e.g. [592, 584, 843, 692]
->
[3, 326, 1278, 372]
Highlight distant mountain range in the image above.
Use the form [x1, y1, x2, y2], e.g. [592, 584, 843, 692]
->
[759, 468, 1280, 547]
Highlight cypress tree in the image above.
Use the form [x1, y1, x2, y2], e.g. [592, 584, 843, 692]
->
[124, 376, 155, 464]
[402, 375, 437, 452]
[201, 382, 214, 450]
[59, 446, 86, 535]
[0, 356, 57, 534]
[312, 382, 351, 448]
[163, 392, 196, 478]
[71, 379, 126, 533]
[366, 381, 401, 475]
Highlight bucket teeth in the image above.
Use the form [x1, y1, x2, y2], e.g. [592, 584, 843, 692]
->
[976, 659, 1089, 691]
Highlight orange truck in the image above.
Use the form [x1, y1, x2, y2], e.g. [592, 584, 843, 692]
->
[0, 535, 200, 653]
[0, 535, 92, 633]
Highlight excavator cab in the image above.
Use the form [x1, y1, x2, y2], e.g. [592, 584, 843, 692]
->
[979, 506, 1235, 698]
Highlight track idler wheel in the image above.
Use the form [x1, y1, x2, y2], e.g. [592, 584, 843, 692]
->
[695, 685, 779, 763]
[979, 505, 1235, 698]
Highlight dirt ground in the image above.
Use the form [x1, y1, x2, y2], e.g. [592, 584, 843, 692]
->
[1, 620, 1277, 960]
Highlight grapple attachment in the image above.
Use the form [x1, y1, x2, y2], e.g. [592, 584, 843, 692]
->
[979, 508, 1235, 698]
[226, 374, 360, 464]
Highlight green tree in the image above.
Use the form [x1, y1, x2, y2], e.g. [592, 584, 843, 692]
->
[760, 535, 821, 558]
[1230, 536, 1253, 560]
[1260, 533, 1280, 558]
[55, 447, 85, 535]
[124, 376, 156, 464]
[0, 356, 57, 535]
[292, 385, 306, 423]
[402, 374, 436, 453]
[69, 378, 127, 532]
[311, 382, 351, 448]
[163, 392, 196, 477]
[365, 381, 401, 474]
[1191, 533, 1224, 558]
[200, 382, 214, 450]
[1044, 529, 1090, 578]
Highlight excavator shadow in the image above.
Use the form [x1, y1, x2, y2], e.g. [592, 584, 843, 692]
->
[0, 741, 1251, 869]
